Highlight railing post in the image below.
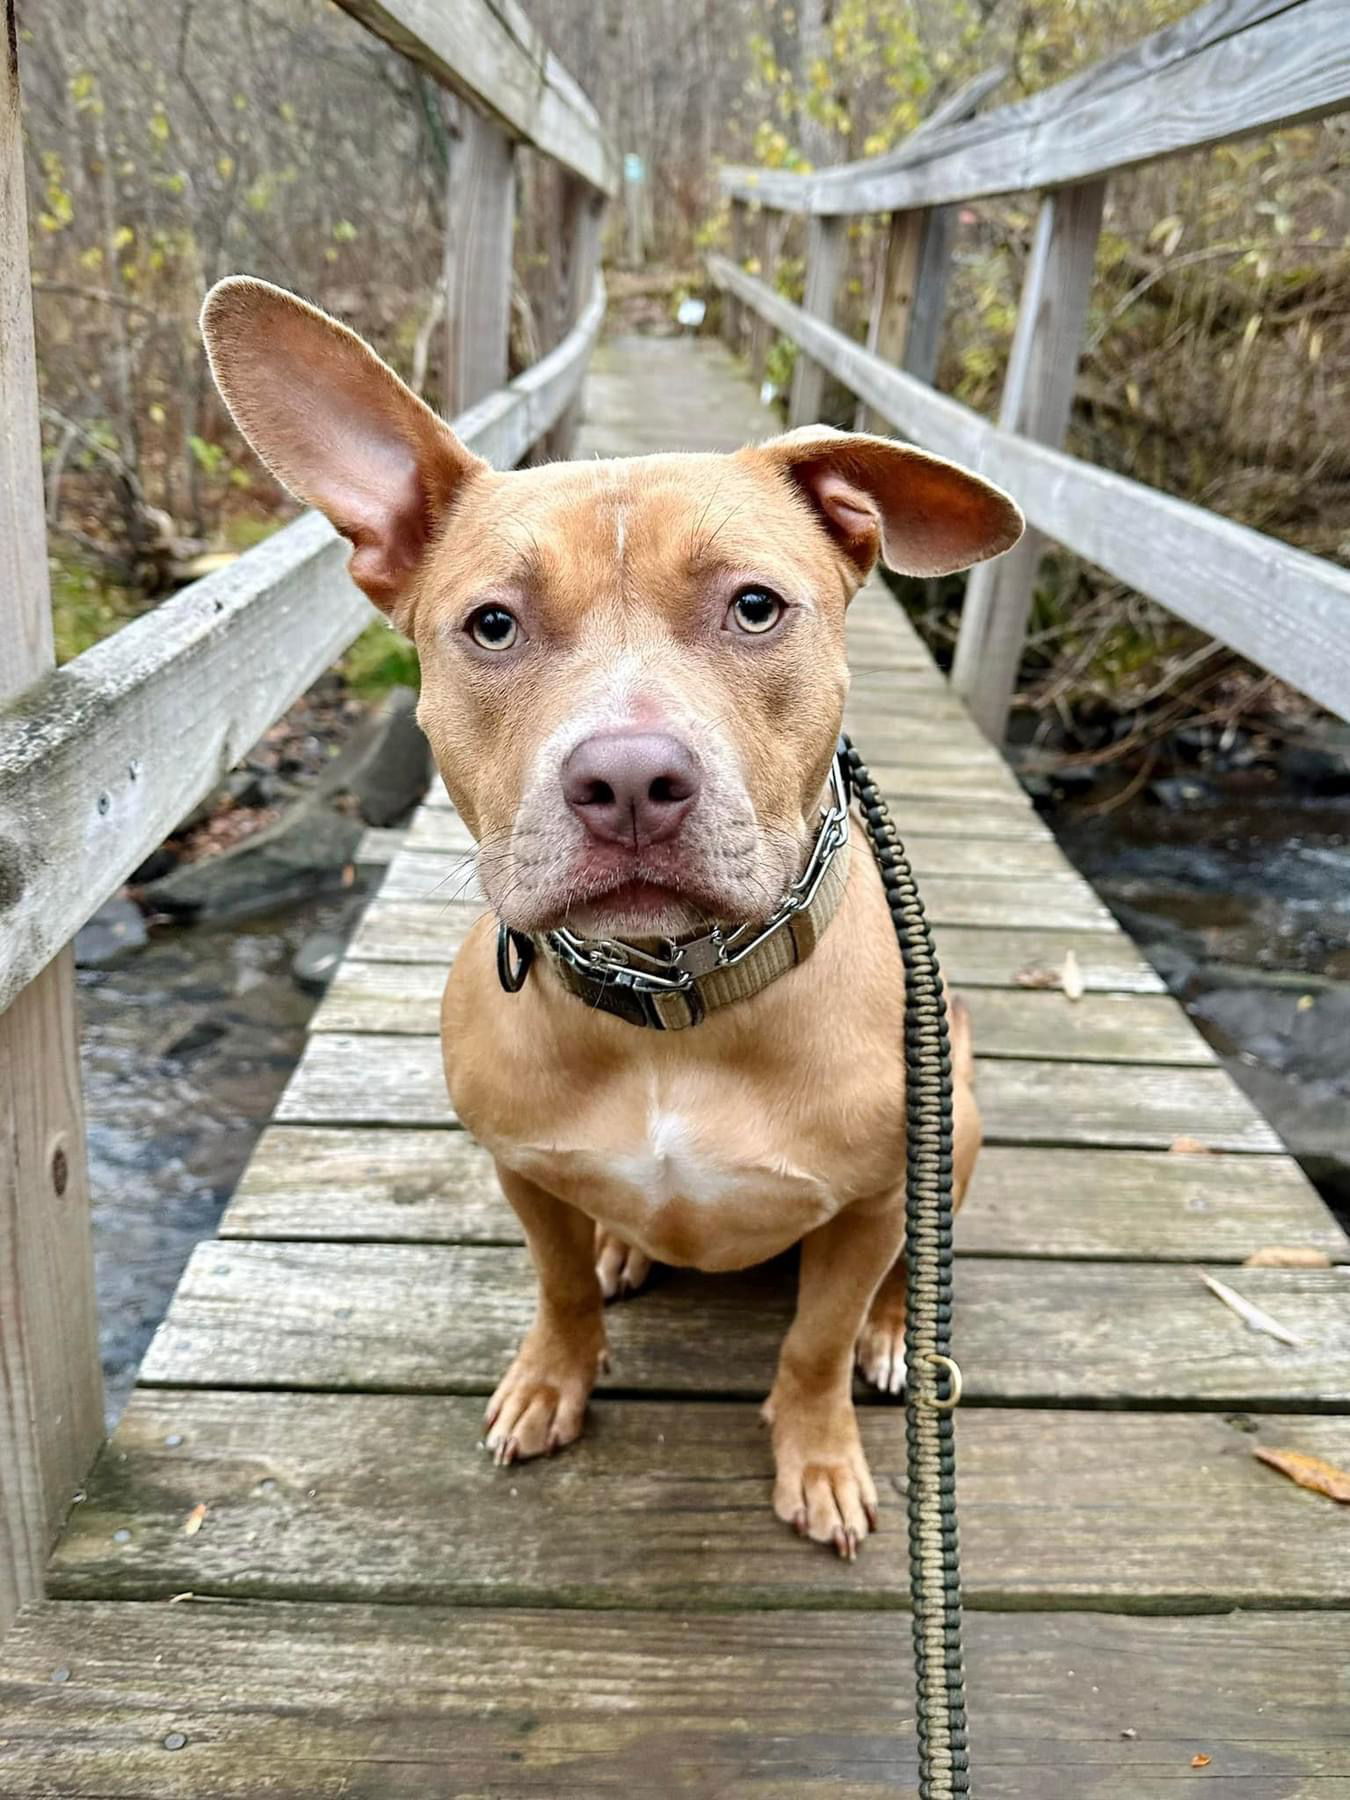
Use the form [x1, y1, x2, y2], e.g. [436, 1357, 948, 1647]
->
[788, 214, 846, 427]
[951, 179, 1107, 740]
[443, 102, 516, 417]
[723, 198, 750, 354]
[0, 15, 104, 1637]
[544, 172, 603, 460]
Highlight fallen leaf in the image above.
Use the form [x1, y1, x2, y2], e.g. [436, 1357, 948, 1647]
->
[1243, 1246, 1333, 1268]
[1191, 1753, 1212, 1768]
[1199, 1272, 1302, 1347]
[1169, 1136, 1213, 1155]
[1254, 1446, 1350, 1503]
[182, 1503, 208, 1538]
[1014, 964, 1059, 989]
[1061, 948, 1084, 1001]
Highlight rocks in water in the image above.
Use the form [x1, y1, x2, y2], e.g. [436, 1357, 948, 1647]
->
[128, 847, 179, 886]
[142, 798, 363, 921]
[292, 931, 346, 995]
[161, 1018, 229, 1062]
[75, 898, 148, 967]
[1279, 731, 1350, 797]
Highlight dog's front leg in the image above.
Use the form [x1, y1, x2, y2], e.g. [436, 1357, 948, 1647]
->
[764, 1195, 905, 1558]
[484, 1165, 608, 1466]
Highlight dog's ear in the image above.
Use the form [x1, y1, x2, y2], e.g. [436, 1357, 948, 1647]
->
[745, 426, 1023, 580]
[201, 276, 487, 615]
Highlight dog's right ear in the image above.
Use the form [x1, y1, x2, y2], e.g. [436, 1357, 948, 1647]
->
[200, 276, 486, 616]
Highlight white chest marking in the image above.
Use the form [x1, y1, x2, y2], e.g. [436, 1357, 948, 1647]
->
[606, 1110, 737, 1209]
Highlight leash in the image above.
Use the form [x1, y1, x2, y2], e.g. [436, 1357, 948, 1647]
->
[842, 735, 971, 1798]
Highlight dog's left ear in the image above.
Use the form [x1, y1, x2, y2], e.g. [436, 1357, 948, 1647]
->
[745, 426, 1023, 580]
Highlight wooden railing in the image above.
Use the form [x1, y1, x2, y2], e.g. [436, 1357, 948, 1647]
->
[0, 0, 611, 1636]
[710, 0, 1350, 740]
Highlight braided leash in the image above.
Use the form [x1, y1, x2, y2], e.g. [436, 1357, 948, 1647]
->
[842, 737, 970, 1798]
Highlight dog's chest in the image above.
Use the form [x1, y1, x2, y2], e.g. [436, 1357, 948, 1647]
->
[497, 1102, 837, 1271]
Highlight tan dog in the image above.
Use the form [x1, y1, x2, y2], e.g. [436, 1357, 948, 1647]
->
[202, 278, 1022, 1558]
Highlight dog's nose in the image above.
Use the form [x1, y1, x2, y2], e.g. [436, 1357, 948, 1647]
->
[562, 731, 700, 847]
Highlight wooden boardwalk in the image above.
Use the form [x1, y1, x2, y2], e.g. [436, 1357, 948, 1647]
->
[4, 337, 1350, 1796]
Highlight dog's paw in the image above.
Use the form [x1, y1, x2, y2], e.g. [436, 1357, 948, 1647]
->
[764, 1393, 878, 1560]
[483, 1331, 606, 1466]
[856, 1265, 907, 1395]
[594, 1226, 653, 1301]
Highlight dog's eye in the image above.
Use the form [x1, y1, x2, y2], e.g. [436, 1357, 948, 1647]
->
[729, 587, 785, 635]
[466, 605, 520, 651]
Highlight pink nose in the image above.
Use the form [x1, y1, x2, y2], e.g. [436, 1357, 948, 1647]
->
[562, 731, 700, 847]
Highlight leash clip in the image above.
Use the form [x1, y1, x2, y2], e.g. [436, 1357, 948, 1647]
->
[496, 922, 536, 994]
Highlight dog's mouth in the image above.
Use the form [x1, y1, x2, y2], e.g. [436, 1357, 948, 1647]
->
[548, 848, 737, 940]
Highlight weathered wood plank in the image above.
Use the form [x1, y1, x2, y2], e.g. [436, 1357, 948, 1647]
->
[719, 0, 1350, 215]
[5, 1602, 1348, 1798]
[706, 256, 1350, 725]
[442, 105, 514, 415]
[276, 1034, 1275, 1142]
[48, 1392, 1350, 1605]
[333, 0, 616, 194]
[0, 32, 103, 1634]
[953, 179, 1106, 739]
[314, 952, 1202, 1065]
[344, 898, 484, 964]
[138, 1242, 1349, 1405]
[221, 1126, 1344, 1265]
[788, 215, 846, 427]
[0, 282, 602, 1010]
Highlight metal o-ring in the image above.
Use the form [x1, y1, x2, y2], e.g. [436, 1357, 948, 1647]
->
[496, 922, 535, 994]
[920, 1353, 963, 1411]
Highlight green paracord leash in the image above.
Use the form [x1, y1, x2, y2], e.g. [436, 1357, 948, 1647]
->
[842, 736, 970, 1799]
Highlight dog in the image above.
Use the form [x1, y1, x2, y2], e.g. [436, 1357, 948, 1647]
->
[201, 277, 1022, 1558]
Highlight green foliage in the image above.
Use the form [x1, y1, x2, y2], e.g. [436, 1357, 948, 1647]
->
[341, 619, 420, 698]
[48, 555, 143, 664]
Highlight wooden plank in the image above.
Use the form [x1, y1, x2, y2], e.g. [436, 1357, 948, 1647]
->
[0, 283, 603, 1011]
[856, 209, 924, 432]
[706, 256, 1350, 724]
[0, 27, 103, 1634]
[962, 1145, 1347, 1263]
[747, 210, 788, 382]
[333, 0, 616, 194]
[221, 1126, 1345, 1265]
[5, 1603, 1348, 1798]
[788, 215, 846, 427]
[315, 952, 1199, 1061]
[48, 1392, 1350, 1603]
[543, 176, 603, 458]
[723, 196, 749, 350]
[137, 1242, 1348, 1405]
[443, 106, 515, 415]
[719, 0, 1350, 215]
[953, 181, 1106, 739]
[344, 897, 483, 963]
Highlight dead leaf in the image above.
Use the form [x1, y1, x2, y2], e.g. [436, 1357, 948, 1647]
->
[1014, 964, 1059, 989]
[1199, 1272, 1302, 1347]
[1169, 1136, 1214, 1155]
[1191, 1753, 1212, 1768]
[182, 1503, 208, 1538]
[1061, 949, 1084, 1002]
[1254, 1446, 1350, 1503]
[1243, 1246, 1333, 1268]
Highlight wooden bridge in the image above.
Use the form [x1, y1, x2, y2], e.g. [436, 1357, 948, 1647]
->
[4, 2, 1350, 1792]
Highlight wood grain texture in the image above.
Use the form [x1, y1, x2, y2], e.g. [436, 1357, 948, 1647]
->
[48, 1391, 1350, 1605]
[313, 952, 1201, 1062]
[219, 1126, 1343, 1265]
[137, 1241, 1350, 1405]
[4, 1601, 1347, 1798]
[442, 105, 514, 414]
[706, 257, 1350, 723]
[271, 1032, 1277, 1141]
[333, 0, 616, 193]
[719, 0, 1350, 215]
[0, 280, 601, 1009]
[954, 180, 1106, 738]
[788, 215, 846, 426]
[0, 32, 103, 1634]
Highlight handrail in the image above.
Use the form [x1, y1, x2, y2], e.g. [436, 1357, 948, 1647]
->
[335, 0, 617, 195]
[708, 255, 1350, 725]
[720, 0, 1349, 214]
[0, 278, 605, 1014]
